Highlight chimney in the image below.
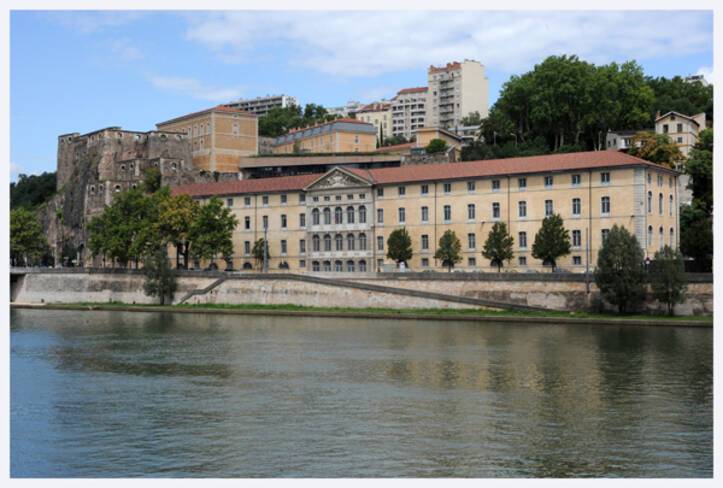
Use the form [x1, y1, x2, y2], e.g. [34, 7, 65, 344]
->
[655, 110, 661, 119]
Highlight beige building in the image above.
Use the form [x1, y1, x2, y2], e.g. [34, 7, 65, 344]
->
[357, 102, 392, 142]
[174, 151, 679, 273]
[655, 111, 706, 158]
[156, 105, 258, 173]
[426, 60, 489, 130]
[271, 118, 377, 154]
[391, 87, 428, 140]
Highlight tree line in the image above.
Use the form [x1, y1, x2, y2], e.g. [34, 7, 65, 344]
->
[258, 103, 342, 138]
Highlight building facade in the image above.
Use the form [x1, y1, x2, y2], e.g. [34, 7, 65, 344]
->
[391, 87, 428, 140]
[271, 119, 377, 154]
[655, 111, 706, 158]
[174, 151, 680, 273]
[224, 94, 298, 117]
[156, 105, 258, 173]
[356, 102, 392, 142]
[327, 100, 364, 118]
[426, 60, 489, 130]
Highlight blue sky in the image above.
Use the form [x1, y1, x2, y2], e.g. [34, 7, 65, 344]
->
[10, 10, 713, 178]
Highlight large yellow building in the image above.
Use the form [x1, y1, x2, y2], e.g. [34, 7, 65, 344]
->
[271, 118, 378, 154]
[173, 151, 680, 273]
[156, 105, 258, 173]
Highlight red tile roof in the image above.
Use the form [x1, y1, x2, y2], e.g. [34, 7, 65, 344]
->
[397, 87, 428, 95]
[172, 151, 675, 198]
[156, 105, 256, 127]
[374, 142, 414, 153]
[429, 61, 461, 73]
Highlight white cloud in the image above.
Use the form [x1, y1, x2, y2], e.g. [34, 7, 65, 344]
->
[184, 11, 712, 76]
[148, 76, 244, 102]
[109, 38, 143, 62]
[696, 66, 713, 84]
[49, 11, 146, 34]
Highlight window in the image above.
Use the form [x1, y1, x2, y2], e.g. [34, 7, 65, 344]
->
[658, 193, 663, 215]
[518, 201, 527, 218]
[281, 240, 287, 255]
[359, 260, 367, 273]
[544, 175, 554, 188]
[299, 193, 306, 203]
[492, 202, 500, 219]
[659, 226, 664, 249]
[398, 186, 406, 196]
[571, 174, 581, 186]
[417, 206, 428, 223]
[467, 204, 476, 220]
[323, 261, 332, 272]
[377, 209, 384, 223]
[573, 256, 582, 266]
[336, 234, 343, 251]
[519, 232, 527, 249]
[601, 196, 610, 215]
[662, 124, 669, 133]
[670, 227, 675, 246]
[648, 225, 653, 246]
[300, 213, 306, 228]
[677, 123, 683, 133]
[300, 260, 306, 269]
[602, 229, 610, 242]
[359, 206, 367, 224]
[312, 208, 320, 226]
[468, 257, 477, 267]
[669, 195, 674, 216]
[468, 233, 476, 250]
[377, 187, 384, 197]
[347, 194, 354, 201]
[262, 215, 268, 229]
[347, 206, 355, 224]
[244, 216, 251, 230]
[600, 172, 610, 185]
[335, 260, 343, 272]
[491, 179, 500, 191]
[572, 198, 581, 216]
[244, 241, 251, 255]
[677, 137, 683, 144]
[347, 234, 355, 251]
[334, 207, 343, 224]
[313, 196, 319, 202]
[545, 200, 553, 217]
[518, 256, 527, 266]
[324, 196, 331, 202]
[398, 207, 406, 223]
[443, 205, 451, 222]
[322, 207, 330, 225]
[300, 239, 306, 253]
[281, 214, 287, 228]
[312, 261, 320, 272]
[359, 233, 367, 251]
[280, 194, 287, 205]
[467, 181, 476, 192]
[572, 230, 581, 248]
[322, 234, 332, 252]
[658, 175, 663, 187]
[421, 258, 430, 267]
[421, 234, 429, 250]
[669, 177, 673, 188]
[312, 235, 320, 252]
[262, 195, 269, 206]
[225, 198, 233, 208]
[359, 193, 366, 200]
[518, 177, 527, 190]
[377, 236, 384, 251]
[647, 191, 652, 213]
[421, 184, 429, 195]
[443, 182, 452, 193]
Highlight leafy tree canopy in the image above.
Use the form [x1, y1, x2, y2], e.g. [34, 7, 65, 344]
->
[627, 131, 684, 168]
[10, 208, 48, 266]
[188, 197, 238, 263]
[425, 138, 449, 154]
[258, 103, 341, 137]
[434, 230, 462, 272]
[10, 172, 56, 210]
[685, 128, 713, 213]
[386, 228, 413, 265]
[649, 245, 687, 315]
[482, 222, 514, 272]
[594, 225, 646, 313]
[531, 214, 571, 271]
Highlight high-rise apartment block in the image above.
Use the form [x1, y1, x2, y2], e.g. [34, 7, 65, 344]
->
[391, 87, 428, 140]
[224, 94, 298, 117]
[426, 60, 489, 130]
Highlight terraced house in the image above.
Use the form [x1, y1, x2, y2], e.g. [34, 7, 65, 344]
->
[173, 151, 680, 273]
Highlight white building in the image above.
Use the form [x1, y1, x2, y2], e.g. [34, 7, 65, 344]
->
[356, 101, 392, 143]
[225, 94, 298, 117]
[426, 60, 489, 130]
[391, 87, 427, 140]
[327, 101, 364, 118]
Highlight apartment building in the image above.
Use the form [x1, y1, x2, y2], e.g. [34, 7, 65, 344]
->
[271, 118, 377, 154]
[224, 94, 298, 117]
[173, 151, 680, 273]
[156, 105, 258, 173]
[655, 111, 706, 158]
[327, 100, 364, 118]
[426, 60, 489, 130]
[356, 102, 392, 142]
[391, 87, 428, 140]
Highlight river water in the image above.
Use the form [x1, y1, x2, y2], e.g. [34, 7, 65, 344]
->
[10, 309, 712, 478]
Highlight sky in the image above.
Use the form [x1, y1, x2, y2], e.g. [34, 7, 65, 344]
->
[10, 10, 713, 179]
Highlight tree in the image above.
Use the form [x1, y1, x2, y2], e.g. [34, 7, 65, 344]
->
[188, 197, 238, 267]
[10, 172, 57, 209]
[386, 228, 413, 267]
[252, 238, 269, 270]
[649, 246, 687, 315]
[143, 166, 162, 193]
[142, 246, 177, 305]
[685, 128, 713, 212]
[10, 208, 48, 266]
[460, 111, 483, 126]
[434, 230, 462, 272]
[155, 189, 199, 269]
[680, 202, 712, 271]
[627, 131, 684, 168]
[382, 134, 408, 147]
[594, 225, 646, 313]
[482, 222, 514, 272]
[531, 214, 571, 271]
[425, 138, 448, 154]
[646, 75, 713, 124]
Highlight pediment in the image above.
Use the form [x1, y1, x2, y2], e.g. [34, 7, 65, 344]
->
[304, 167, 372, 191]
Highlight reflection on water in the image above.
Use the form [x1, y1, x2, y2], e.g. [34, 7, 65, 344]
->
[11, 309, 712, 478]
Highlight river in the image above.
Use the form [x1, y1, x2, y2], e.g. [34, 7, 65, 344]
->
[10, 308, 712, 478]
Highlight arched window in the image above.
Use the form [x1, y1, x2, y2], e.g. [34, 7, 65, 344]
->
[323, 234, 332, 252]
[312, 208, 320, 226]
[114, 185, 121, 193]
[312, 261, 320, 272]
[669, 195, 674, 216]
[323, 207, 331, 225]
[647, 191, 652, 213]
[359, 260, 367, 272]
[89, 186, 96, 195]
[334, 207, 343, 224]
[120, 164, 126, 171]
[658, 193, 663, 215]
[335, 260, 343, 272]
[648, 225, 653, 247]
[323, 260, 331, 272]
[312, 234, 320, 252]
[347, 206, 355, 224]
[99, 184, 104, 193]
[359, 205, 367, 224]
[659, 226, 664, 249]
[129, 162, 134, 170]
[171, 162, 178, 171]
[347, 233, 356, 250]
[670, 227, 675, 247]
[359, 233, 367, 251]
[335, 234, 343, 251]
[346, 260, 355, 272]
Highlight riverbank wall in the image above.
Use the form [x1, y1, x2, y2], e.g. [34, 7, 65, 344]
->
[10, 269, 713, 316]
